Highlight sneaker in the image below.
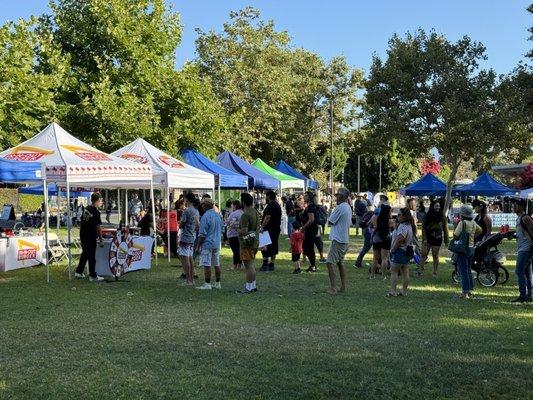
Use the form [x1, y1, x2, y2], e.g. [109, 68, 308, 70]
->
[511, 297, 528, 303]
[292, 268, 302, 275]
[319, 258, 327, 264]
[180, 281, 195, 287]
[306, 266, 317, 273]
[89, 275, 104, 283]
[195, 283, 212, 290]
[236, 288, 254, 294]
[353, 263, 362, 269]
[213, 282, 221, 289]
[75, 273, 86, 279]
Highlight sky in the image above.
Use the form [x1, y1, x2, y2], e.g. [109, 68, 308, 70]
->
[0, 0, 530, 76]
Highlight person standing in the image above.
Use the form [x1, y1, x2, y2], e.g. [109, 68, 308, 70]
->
[75, 192, 105, 282]
[326, 188, 353, 295]
[371, 204, 392, 280]
[388, 208, 416, 297]
[238, 193, 260, 294]
[353, 206, 374, 269]
[227, 200, 244, 271]
[178, 193, 199, 286]
[354, 194, 367, 236]
[259, 191, 282, 272]
[290, 221, 304, 274]
[512, 199, 533, 303]
[473, 200, 492, 244]
[300, 191, 319, 272]
[128, 192, 143, 226]
[417, 200, 449, 277]
[284, 195, 296, 237]
[105, 201, 112, 224]
[452, 205, 482, 299]
[195, 198, 223, 290]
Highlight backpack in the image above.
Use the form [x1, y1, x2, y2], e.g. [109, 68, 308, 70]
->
[316, 206, 327, 226]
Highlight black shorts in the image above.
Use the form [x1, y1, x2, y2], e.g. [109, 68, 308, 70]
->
[292, 253, 301, 262]
[426, 230, 443, 247]
[262, 229, 280, 257]
[373, 238, 391, 251]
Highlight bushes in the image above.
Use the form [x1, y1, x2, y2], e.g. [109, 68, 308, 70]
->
[0, 188, 43, 213]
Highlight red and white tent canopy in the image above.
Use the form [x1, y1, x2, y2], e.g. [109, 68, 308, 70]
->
[0, 123, 152, 188]
[111, 138, 214, 189]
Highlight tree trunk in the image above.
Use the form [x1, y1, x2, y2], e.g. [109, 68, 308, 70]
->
[444, 161, 460, 219]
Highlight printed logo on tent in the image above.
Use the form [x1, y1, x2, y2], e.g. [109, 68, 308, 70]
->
[119, 153, 149, 164]
[17, 239, 40, 261]
[109, 232, 145, 277]
[158, 155, 185, 168]
[61, 145, 111, 162]
[4, 146, 54, 161]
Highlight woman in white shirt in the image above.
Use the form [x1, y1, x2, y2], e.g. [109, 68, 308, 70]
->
[388, 208, 416, 297]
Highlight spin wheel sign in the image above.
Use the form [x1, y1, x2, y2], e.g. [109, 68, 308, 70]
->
[108, 231, 146, 278]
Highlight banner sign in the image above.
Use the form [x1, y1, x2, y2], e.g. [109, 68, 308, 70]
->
[95, 233, 153, 278]
[0, 236, 45, 272]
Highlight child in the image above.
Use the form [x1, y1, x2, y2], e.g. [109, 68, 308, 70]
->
[290, 221, 305, 274]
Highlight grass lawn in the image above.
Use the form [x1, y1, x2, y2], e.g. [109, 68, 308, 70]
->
[0, 229, 531, 399]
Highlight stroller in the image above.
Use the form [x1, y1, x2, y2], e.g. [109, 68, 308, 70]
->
[451, 231, 513, 287]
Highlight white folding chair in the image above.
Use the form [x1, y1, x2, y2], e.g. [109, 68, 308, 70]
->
[47, 233, 69, 264]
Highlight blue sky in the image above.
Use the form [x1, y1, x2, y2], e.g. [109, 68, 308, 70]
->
[1, 1, 530, 75]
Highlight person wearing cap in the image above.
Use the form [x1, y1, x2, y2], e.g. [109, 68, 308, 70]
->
[195, 198, 223, 290]
[452, 204, 482, 299]
[512, 199, 533, 303]
[326, 187, 353, 295]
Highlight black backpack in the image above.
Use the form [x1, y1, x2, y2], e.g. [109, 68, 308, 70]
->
[359, 211, 373, 229]
[316, 206, 327, 226]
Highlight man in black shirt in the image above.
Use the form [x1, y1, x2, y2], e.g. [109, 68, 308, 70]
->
[75, 192, 104, 282]
[259, 191, 282, 272]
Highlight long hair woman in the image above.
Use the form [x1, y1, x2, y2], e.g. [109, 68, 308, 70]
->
[300, 191, 319, 273]
[371, 204, 392, 280]
[417, 200, 449, 277]
[388, 207, 416, 296]
[473, 200, 492, 244]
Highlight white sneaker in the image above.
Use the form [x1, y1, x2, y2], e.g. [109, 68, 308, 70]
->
[89, 275, 104, 282]
[195, 283, 212, 290]
[75, 273, 85, 279]
[212, 282, 221, 289]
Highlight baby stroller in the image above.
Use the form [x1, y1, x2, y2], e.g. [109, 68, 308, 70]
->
[451, 231, 513, 287]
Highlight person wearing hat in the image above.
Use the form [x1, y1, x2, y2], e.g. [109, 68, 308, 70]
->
[195, 197, 223, 290]
[512, 199, 533, 303]
[452, 204, 482, 299]
[326, 187, 353, 295]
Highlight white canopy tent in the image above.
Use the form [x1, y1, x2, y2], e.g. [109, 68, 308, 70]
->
[112, 138, 215, 261]
[0, 123, 156, 279]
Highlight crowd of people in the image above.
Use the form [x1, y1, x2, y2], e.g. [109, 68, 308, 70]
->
[74, 188, 533, 303]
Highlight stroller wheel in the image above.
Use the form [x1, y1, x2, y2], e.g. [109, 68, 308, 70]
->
[497, 266, 509, 285]
[477, 268, 498, 287]
[451, 268, 461, 284]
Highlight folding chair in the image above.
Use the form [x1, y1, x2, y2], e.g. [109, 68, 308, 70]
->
[47, 233, 69, 264]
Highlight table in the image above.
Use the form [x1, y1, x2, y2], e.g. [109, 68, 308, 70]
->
[95, 234, 153, 278]
[0, 235, 45, 272]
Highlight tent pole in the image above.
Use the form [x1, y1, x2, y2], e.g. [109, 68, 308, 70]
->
[218, 184, 221, 208]
[117, 189, 121, 225]
[167, 186, 171, 263]
[150, 181, 158, 267]
[66, 182, 71, 280]
[56, 190, 60, 232]
[43, 176, 50, 283]
[125, 189, 128, 226]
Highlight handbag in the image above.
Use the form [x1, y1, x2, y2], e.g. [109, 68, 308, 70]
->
[448, 221, 470, 254]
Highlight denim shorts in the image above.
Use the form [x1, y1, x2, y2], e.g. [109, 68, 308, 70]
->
[390, 248, 411, 265]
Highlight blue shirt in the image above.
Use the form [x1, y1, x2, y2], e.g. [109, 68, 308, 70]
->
[198, 209, 223, 249]
[328, 202, 352, 244]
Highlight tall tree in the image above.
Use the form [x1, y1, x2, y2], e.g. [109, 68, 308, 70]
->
[364, 30, 528, 211]
[195, 7, 363, 181]
[0, 17, 68, 148]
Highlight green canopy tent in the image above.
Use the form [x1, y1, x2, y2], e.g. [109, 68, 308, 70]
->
[251, 158, 305, 191]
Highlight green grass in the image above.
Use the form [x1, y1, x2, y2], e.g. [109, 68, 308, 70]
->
[0, 229, 531, 400]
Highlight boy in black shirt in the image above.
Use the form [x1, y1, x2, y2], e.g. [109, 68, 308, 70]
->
[75, 192, 104, 282]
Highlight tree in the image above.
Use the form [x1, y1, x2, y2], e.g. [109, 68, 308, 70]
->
[195, 7, 363, 180]
[0, 17, 68, 148]
[364, 30, 529, 212]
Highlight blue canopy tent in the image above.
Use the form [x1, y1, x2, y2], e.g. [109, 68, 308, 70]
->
[181, 148, 248, 189]
[216, 151, 279, 190]
[453, 172, 519, 197]
[0, 159, 51, 282]
[18, 183, 91, 197]
[274, 160, 318, 190]
[400, 173, 447, 196]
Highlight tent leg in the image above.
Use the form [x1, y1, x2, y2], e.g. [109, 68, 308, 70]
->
[167, 187, 171, 263]
[125, 189, 128, 226]
[56, 190, 60, 232]
[117, 189, 121, 226]
[218, 185, 221, 208]
[66, 182, 71, 281]
[43, 179, 50, 283]
[150, 181, 158, 267]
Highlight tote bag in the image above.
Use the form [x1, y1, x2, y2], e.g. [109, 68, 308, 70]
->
[448, 221, 470, 254]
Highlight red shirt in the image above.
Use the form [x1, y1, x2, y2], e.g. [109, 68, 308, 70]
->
[290, 230, 304, 254]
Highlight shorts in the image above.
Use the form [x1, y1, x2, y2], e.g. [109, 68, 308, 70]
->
[426, 230, 443, 247]
[292, 253, 301, 262]
[326, 240, 349, 264]
[262, 229, 280, 257]
[178, 241, 194, 258]
[199, 248, 220, 267]
[373, 238, 391, 251]
[240, 248, 258, 262]
[390, 248, 411, 265]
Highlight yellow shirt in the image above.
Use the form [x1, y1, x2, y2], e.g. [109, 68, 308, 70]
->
[454, 220, 482, 247]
